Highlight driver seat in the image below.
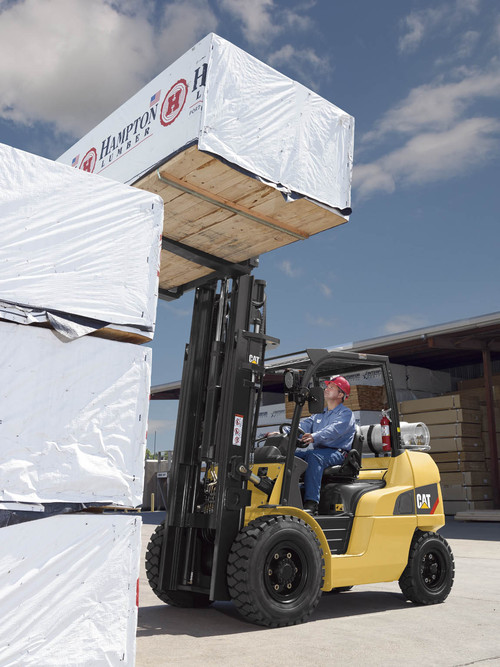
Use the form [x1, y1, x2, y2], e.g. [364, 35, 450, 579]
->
[253, 434, 288, 463]
[322, 425, 363, 483]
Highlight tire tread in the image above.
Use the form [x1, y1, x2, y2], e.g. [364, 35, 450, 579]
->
[399, 530, 454, 605]
[227, 515, 324, 627]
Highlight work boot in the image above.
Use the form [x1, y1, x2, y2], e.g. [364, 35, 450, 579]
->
[303, 500, 318, 515]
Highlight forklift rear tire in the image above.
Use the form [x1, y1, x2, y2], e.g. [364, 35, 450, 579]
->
[227, 515, 324, 627]
[145, 522, 211, 608]
[399, 530, 454, 605]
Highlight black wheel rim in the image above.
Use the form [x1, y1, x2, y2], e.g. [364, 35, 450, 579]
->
[264, 541, 308, 603]
[420, 549, 446, 591]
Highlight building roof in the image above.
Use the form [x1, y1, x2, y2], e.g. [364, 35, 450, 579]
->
[335, 311, 500, 370]
[151, 311, 500, 399]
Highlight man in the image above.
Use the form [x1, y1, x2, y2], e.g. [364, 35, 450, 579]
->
[294, 376, 355, 515]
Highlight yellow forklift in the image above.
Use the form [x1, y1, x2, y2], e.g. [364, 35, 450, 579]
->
[146, 275, 454, 627]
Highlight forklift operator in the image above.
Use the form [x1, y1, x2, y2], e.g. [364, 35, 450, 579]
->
[292, 376, 355, 515]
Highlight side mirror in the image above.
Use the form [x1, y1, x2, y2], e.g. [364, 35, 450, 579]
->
[307, 386, 324, 414]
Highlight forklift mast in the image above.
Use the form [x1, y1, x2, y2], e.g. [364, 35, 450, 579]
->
[159, 274, 279, 601]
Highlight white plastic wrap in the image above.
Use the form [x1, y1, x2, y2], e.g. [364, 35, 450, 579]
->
[58, 33, 354, 213]
[0, 143, 163, 339]
[201, 35, 353, 211]
[0, 321, 151, 506]
[0, 514, 140, 666]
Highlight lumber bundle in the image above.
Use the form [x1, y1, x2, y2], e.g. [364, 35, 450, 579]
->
[136, 145, 347, 292]
[58, 33, 354, 296]
[399, 393, 495, 513]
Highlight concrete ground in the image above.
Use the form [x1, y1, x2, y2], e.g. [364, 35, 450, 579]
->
[136, 513, 500, 667]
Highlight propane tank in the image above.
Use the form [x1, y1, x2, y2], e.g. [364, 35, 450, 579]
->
[359, 420, 431, 454]
[380, 409, 391, 452]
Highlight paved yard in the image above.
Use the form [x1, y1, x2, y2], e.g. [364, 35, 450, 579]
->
[136, 515, 500, 667]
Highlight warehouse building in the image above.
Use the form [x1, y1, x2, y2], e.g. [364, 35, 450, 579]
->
[152, 310, 500, 515]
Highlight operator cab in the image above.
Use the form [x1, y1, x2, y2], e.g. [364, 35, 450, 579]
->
[255, 349, 400, 530]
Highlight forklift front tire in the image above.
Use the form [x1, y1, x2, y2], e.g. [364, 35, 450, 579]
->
[227, 515, 324, 627]
[145, 522, 211, 608]
[399, 530, 454, 605]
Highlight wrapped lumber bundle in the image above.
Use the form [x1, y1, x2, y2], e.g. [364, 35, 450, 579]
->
[0, 143, 163, 343]
[0, 320, 151, 508]
[58, 33, 355, 297]
[0, 515, 140, 666]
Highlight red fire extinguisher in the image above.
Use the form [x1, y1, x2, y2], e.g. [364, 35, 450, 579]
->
[380, 409, 391, 452]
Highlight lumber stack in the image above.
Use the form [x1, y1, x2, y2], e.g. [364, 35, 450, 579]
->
[0, 144, 161, 664]
[399, 394, 494, 514]
[285, 384, 385, 420]
[136, 146, 348, 292]
[458, 376, 500, 484]
[348, 385, 385, 412]
[58, 33, 354, 296]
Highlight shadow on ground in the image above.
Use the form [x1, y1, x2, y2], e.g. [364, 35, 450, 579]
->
[137, 588, 413, 638]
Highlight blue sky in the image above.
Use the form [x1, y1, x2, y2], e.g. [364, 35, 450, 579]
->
[1, 0, 499, 451]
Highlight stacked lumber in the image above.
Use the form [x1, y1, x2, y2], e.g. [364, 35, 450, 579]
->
[0, 145, 160, 664]
[58, 33, 354, 296]
[458, 376, 500, 484]
[399, 394, 493, 514]
[348, 385, 385, 412]
[137, 146, 347, 292]
[285, 394, 310, 420]
[285, 385, 385, 420]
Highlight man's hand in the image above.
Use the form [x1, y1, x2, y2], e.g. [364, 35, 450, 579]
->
[301, 433, 314, 446]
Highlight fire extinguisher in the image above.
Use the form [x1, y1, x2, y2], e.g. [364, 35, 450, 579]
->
[380, 409, 392, 453]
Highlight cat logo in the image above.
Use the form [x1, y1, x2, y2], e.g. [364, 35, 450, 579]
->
[415, 483, 439, 514]
[416, 493, 431, 510]
[335, 503, 344, 513]
[249, 355, 260, 365]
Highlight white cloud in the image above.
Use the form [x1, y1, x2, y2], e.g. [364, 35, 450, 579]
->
[353, 163, 395, 198]
[398, 1, 481, 54]
[355, 116, 500, 199]
[398, 7, 446, 53]
[218, 0, 279, 45]
[306, 314, 335, 328]
[362, 70, 500, 143]
[0, 0, 217, 138]
[218, 0, 314, 46]
[356, 64, 500, 199]
[457, 30, 481, 58]
[495, 17, 500, 44]
[318, 282, 332, 298]
[382, 315, 428, 335]
[268, 44, 330, 86]
[160, 0, 218, 60]
[147, 419, 176, 433]
[279, 259, 302, 278]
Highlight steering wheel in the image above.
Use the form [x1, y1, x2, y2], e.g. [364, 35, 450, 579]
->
[279, 423, 307, 447]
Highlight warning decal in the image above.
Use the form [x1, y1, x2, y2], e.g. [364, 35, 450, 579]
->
[233, 414, 244, 447]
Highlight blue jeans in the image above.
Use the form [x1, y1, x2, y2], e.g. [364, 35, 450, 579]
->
[295, 447, 346, 504]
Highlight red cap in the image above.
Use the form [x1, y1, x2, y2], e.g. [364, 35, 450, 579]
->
[325, 376, 351, 398]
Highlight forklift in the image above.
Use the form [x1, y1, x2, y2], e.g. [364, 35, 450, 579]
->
[146, 274, 454, 627]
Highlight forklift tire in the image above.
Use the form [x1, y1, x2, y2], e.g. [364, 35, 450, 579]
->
[227, 515, 324, 627]
[145, 522, 211, 608]
[399, 530, 454, 605]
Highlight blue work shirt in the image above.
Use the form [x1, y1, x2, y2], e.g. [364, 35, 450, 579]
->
[299, 404, 355, 451]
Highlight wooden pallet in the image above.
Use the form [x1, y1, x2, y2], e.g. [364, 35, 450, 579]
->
[134, 145, 347, 293]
